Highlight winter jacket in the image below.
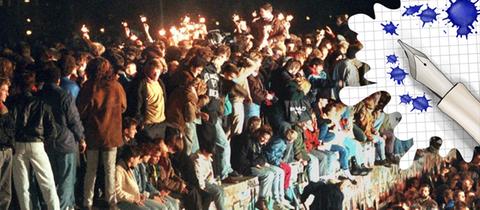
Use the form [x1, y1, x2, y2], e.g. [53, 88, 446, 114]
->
[38, 83, 85, 153]
[0, 103, 15, 148]
[301, 182, 344, 210]
[11, 91, 58, 143]
[115, 160, 141, 203]
[200, 63, 222, 124]
[134, 163, 160, 198]
[166, 86, 198, 133]
[125, 74, 167, 126]
[77, 79, 126, 149]
[264, 136, 287, 166]
[156, 156, 186, 193]
[292, 124, 311, 161]
[231, 133, 267, 176]
[247, 75, 268, 105]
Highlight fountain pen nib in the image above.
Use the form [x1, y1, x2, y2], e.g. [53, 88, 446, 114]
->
[397, 39, 429, 79]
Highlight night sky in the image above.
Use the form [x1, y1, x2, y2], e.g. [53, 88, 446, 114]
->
[0, 0, 401, 42]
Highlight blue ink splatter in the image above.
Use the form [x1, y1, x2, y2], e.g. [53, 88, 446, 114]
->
[403, 5, 423, 16]
[418, 6, 440, 27]
[381, 21, 399, 35]
[444, 0, 480, 38]
[388, 66, 408, 85]
[411, 94, 432, 112]
[386, 54, 399, 64]
[399, 93, 413, 104]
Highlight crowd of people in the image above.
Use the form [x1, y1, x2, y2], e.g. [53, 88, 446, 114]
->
[386, 145, 480, 210]
[0, 3, 413, 210]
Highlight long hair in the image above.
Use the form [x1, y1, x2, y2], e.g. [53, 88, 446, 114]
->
[85, 57, 114, 83]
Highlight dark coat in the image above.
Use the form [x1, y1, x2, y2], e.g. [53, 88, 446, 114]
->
[165, 86, 197, 132]
[247, 75, 268, 105]
[38, 83, 85, 153]
[77, 79, 126, 149]
[10, 91, 58, 143]
[231, 133, 267, 176]
[0, 104, 15, 148]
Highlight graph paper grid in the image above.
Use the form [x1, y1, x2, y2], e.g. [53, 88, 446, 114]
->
[341, 0, 480, 169]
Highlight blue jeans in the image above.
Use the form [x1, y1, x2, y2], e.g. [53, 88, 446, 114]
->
[310, 150, 335, 176]
[394, 138, 414, 157]
[205, 183, 226, 210]
[246, 103, 261, 120]
[185, 122, 199, 155]
[306, 154, 320, 182]
[268, 166, 285, 201]
[373, 135, 386, 161]
[48, 151, 76, 210]
[251, 166, 275, 199]
[213, 119, 233, 179]
[330, 145, 349, 170]
[343, 137, 364, 165]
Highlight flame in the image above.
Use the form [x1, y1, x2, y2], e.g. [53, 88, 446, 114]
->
[121, 21, 128, 27]
[199, 17, 206, 23]
[277, 13, 285, 20]
[130, 34, 138, 41]
[81, 24, 89, 33]
[100, 28, 105, 33]
[286, 15, 294, 21]
[140, 15, 147, 23]
[159, 29, 166, 36]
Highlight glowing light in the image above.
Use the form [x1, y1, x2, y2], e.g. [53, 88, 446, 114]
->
[121, 22, 128, 27]
[26, 18, 31, 23]
[252, 11, 258, 17]
[24, 0, 30, 3]
[233, 14, 240, 22]
[305, 16, 310, 21]
[199, 17, 206, 23]
[100, 28, 105, 33]
[183, 16, 191, 24]
[140, 15, 147, 23]
[215, 21, 220, 26]
[277, 13, 285, 20]
[159, 29, 166, 36]
[130, 34, 138, 41]
[26, 30, 32, 35]
[81, 24, 89, 33]
[286, 15, 294, 22]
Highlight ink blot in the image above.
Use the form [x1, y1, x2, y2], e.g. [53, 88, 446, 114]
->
[399, 93, 413, 104]
[411, 94, 432, 112]
[444, 0, 480, 38]
[388, 66, 408, 85]
[386, 54, 399, 64]
[381, 21, 399, 35]
[403, 5, 423, 16]
[418, 6, 440, 27]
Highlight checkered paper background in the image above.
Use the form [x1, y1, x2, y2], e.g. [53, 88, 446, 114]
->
[340, 0, 480, 169]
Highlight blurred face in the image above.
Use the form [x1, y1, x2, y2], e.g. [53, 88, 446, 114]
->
[316, 30, 325, 42]
[457, 191, 466, 202]
[146, 67, 162, 81]
[420, 187, 430, 198]
[150, 151, 161, 164]
[462, 180, 473, 191]
[125, 63, 137, 77]
[0, 84, 9, 102]
[191, 66, 203, 77]
[124, 125, 137, 140]
[258, 133, 271, 145]
[142, 154, 151, 163]
[129, 156, 141, 168]
[260, 8, 272, 19]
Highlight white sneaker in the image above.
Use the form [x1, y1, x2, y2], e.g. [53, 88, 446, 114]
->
[342, 169, 355, 181]
[281, 199, 295, 209]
